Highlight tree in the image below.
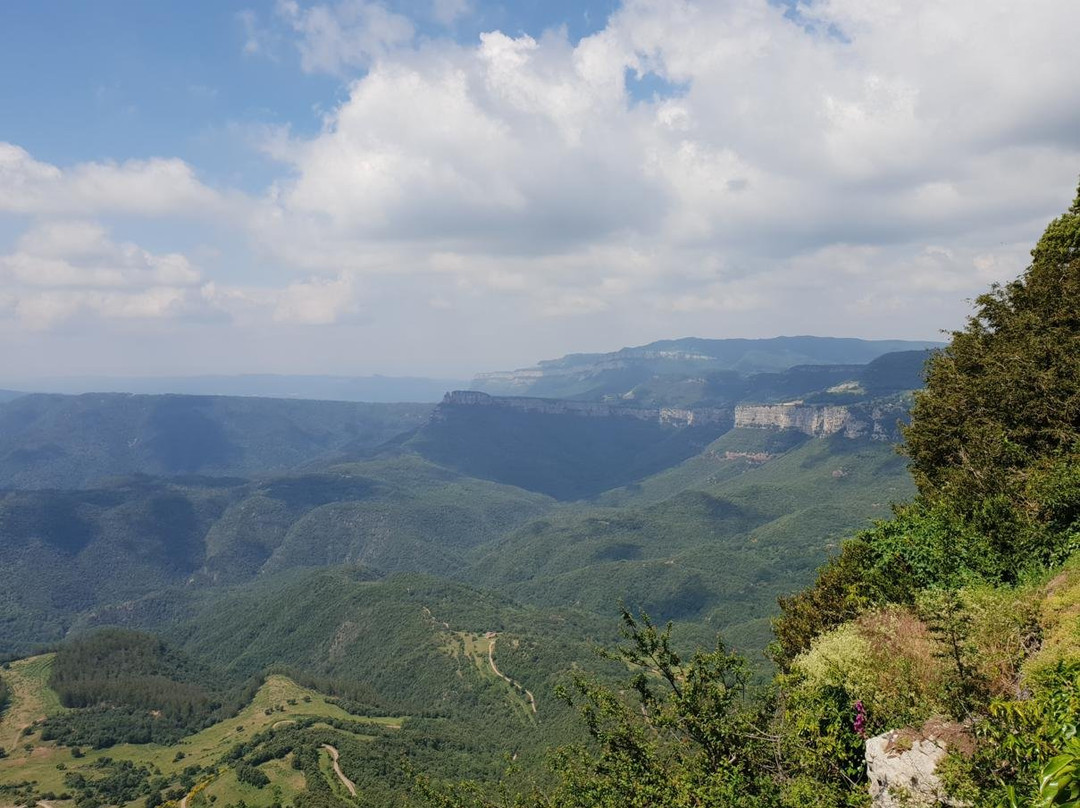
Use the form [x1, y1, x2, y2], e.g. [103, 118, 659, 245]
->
[417, 610, 779, 808]
[902, 179, 1080, 571]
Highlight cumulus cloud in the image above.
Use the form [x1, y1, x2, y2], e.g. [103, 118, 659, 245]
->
[3, 222, 202, 289]
[0, 143, 227, 218]
[260, 0, 1080, 303]
[0, 220, 367, 331]
[0, 222, 211, 329]
[6, 0, 1080, 371]
[203, 273, 363, 325]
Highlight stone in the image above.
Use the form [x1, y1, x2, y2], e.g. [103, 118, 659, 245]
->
[866, 721, 971, 807]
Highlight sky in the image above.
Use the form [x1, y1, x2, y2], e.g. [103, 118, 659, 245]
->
[1, 0, 1079, 379]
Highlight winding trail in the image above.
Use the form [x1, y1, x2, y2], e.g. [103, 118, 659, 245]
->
[322, 744, 357, 797]
[487, 637, 537, 715]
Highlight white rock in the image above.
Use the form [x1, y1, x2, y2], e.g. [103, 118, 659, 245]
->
[866, 728, 964, 807]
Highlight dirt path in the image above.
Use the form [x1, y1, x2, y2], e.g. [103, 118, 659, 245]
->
[487, 638, 537, 715]
[322, 744, 357, 797]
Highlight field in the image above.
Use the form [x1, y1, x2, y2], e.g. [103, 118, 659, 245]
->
[442, 631, 537, 721]
[0, 656, 65, 755]
[0, 672, 404, 808]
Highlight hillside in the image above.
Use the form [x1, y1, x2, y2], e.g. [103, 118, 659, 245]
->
[0, 457, 553, 657]
[0, 393, 432, 489]
[464, 428, 913, 653]
[0, 573, 628, 807]
[0, 659, 411, 808]
[0, 340, 950, 805]
[413, 182, 1080, 807]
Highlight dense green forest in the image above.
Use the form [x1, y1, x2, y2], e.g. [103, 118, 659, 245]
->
[40, 631, 260, 747]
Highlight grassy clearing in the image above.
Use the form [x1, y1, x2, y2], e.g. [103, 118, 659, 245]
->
[0, 654, 64, 754]
[444, 631, 536, 720]
[196, 760, 303, 808]
[0, 674, 405, 807]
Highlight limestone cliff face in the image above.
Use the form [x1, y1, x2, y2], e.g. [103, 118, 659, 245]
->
[734, 400, 905, 440]
[734, 404, 863, 438]
[436, 391, 731, 428]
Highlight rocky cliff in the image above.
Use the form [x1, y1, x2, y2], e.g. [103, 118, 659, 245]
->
[734, 399, 907, 440]
[436, 391, 731, 428]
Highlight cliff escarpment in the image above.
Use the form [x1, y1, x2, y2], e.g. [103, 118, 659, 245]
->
[734, 399, 908, 440]
[413, 392, 735, 500]
[436, 390, 731, 428]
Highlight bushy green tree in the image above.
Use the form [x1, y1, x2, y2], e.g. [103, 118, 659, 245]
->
[903, 180, 1080, 571]
[418, 610, 780, 808]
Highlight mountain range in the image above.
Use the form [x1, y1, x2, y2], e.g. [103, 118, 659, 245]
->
[472, 335, 941, 402]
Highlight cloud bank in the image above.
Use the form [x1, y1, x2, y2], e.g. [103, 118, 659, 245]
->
[3, 0, 1079, 374]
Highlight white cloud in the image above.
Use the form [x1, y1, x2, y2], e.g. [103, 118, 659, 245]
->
[242, 0, 1078, 355]
[0, 143, 226, 218]
[238, 9, 276, 56]
[0, 221, 211, 329]
[274, 274, 360, 324]
[201, 273, 363, 326]
[3, 222, 202, 288]
[6, 0, 1080, 373]
[276, 0, 415, 75]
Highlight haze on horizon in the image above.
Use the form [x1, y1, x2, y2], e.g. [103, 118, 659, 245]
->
[2, 0, 1078, 380]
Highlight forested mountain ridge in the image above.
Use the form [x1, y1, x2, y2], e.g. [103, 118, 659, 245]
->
[472, 336, 940, 401]
[0, 456, 554, 657]
[0, 394, 432, 489]
[0, 375, 466, 403]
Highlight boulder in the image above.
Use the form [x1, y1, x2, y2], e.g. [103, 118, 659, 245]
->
[866, 719, 972, 807]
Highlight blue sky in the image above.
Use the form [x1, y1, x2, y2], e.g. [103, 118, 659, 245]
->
[1, 0, 1078, 379]
[0, 1, 617, 181]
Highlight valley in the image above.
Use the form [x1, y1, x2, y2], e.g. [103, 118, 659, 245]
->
[0, 337, 936, 806]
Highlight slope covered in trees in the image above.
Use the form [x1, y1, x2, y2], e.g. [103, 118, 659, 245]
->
[0, 394, 432, 489]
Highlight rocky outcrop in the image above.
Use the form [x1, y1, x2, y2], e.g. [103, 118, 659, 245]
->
[866, 721, 973, 807]
[436, 391, 731, 428]
[733, 399, 907, 440]
[734, 403, 861, 437]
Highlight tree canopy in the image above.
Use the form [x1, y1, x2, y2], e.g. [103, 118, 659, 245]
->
[902, 180, 1080, 571]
